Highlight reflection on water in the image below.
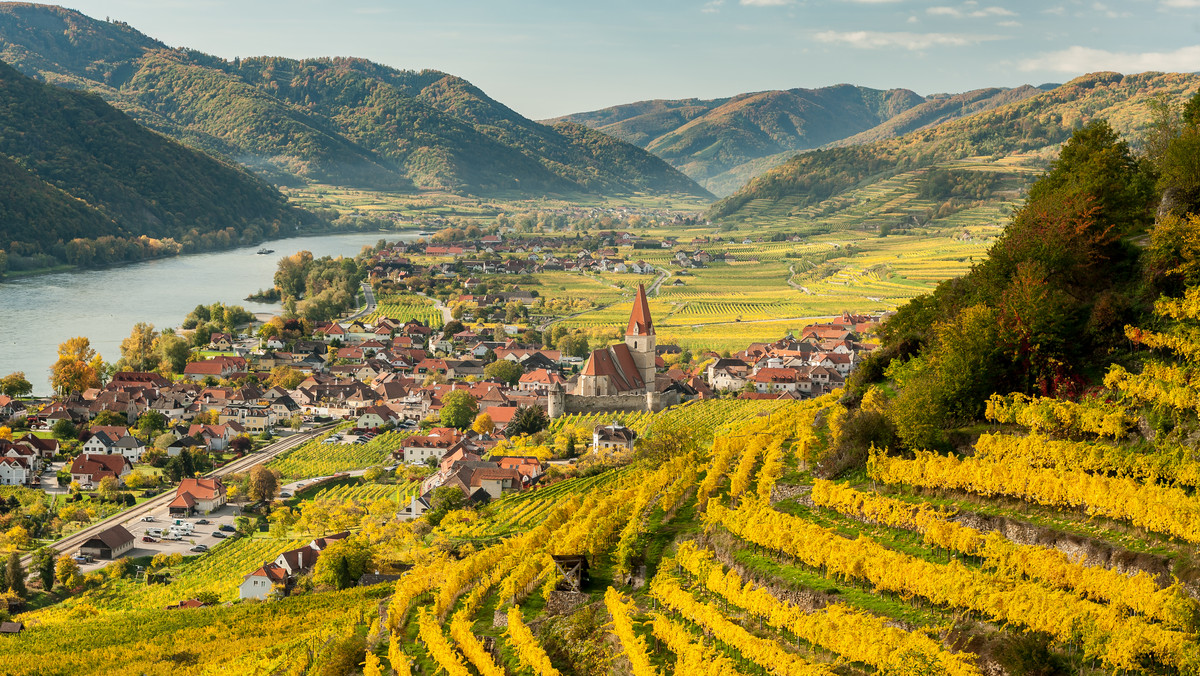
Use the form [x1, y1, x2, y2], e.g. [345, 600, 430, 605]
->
[0, 231, 417, 394]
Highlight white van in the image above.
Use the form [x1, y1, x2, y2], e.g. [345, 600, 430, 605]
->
[146, 528, 163, 537]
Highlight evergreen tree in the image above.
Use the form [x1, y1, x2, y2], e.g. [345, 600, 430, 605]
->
[31, 548, 55, 592]
[5, 551, 26, 598]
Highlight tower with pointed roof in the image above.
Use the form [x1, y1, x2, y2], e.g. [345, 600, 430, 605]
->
[625, 283, 656, 392]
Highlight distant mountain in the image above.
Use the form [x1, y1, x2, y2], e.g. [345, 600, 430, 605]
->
[0, 58, 313, 270]
[707, 71, 1200, 222]
[0, 3, 711, 199]
[551, 85, 931, 195]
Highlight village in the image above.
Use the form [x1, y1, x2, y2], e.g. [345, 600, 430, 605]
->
[0, 256, 881, 612]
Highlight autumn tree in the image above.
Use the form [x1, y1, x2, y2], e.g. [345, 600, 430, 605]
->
[248, 465, 280, 502]
[312, 536, 374, 590]
[471, 412, 495, 436]
[0, 372, 32, 398]
[50, 336, 105, 395]
[267, 365, 305, 390]
[439, 390, 478, 429]
[55, 555, 82, 589]
[483, 359, 523, 386]
[119, 322, 160, 372]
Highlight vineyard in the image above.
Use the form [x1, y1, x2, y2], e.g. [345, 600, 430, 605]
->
[267, 428, 411, 480]
[8, 382, 1200, 675]
[364, 293, 444, 328]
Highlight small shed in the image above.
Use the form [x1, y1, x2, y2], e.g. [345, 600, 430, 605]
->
[0, 622, 24, 635]
[550, 554, 590, 593]
[79, 524, 135, 560]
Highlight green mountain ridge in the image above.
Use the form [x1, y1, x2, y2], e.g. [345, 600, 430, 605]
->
[707, 71, 1200, 222]
[549, 84, 1046, 196]
[0, 58, 313, 271]
[0, 3, 711, 198]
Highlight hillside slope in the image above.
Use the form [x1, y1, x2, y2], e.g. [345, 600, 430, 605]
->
[551, 85, 1050, 196]
[0, 3, 711, 198]
[708, 71, 1200, 221]
[0, 59, 312, 269]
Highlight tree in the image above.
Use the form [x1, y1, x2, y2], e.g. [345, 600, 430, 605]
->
[50, 337, 105, 395]
[471, 412, 495, 436]
[363, 466, 386, 483]
[5, 551, 25, 597]
[119, 322, 160, 372]
[248, 465, 279, 502]
[0, 372, 32, 398]
[135, 410, 168, 437]
[483, 359, 523, 386]
[312, 536, 374, 590]
[92, 410, 126, 427]
[441, 320, 465, 338]
[106, 557, 134, 580]
[267, 365, 305, 390]
[97, 476, 119, 501]
[506, 405, 549, 437]
[235, 515, 254, 536]
[154, 329, 190, 376]
[32, 548, 55, 591]
[439, 390, 478, 429]
[55, 555, 82, 589]
[51, 418, 77, 441]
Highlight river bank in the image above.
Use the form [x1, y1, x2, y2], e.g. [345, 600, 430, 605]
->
[0, 231, 420, 394]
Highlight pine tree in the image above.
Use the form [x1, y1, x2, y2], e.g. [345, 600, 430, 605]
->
[5, 551, 26, 598]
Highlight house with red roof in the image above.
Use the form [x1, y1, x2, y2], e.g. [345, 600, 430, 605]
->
[169, 477, 226, 516]
[69, 454, 132, 487]
[239, 562, 289, 600]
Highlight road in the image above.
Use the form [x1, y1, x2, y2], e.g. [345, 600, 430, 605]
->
[344, 282, 377, 321]
[20, 425, 333, 570]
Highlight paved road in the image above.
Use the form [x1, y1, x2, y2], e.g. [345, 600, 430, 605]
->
[344, 282, 377, 321]
[20, 425, 334, 570]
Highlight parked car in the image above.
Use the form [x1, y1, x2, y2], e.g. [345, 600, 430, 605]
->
[195, 519, 210, 525]
[211, 532, 226, 539]
[280, 492, 292, 499]
[219, 524, 235, 532]
[72, 554, 93, 564]
[161, 534, 182, 541]
[190, 545, 208, 553]
[142, 536, 157, 543]
[142, 516, 156, 522]
[146, 528, 163, 537]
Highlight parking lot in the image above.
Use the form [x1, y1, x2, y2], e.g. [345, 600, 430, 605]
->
[74, 502, 246, 575]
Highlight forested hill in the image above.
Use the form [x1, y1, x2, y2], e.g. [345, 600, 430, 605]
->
[706, 71, 1200, 221]
[0, 59, 314, 272]
[548, 85, 1045, 196]
[0, 4, 711, 199]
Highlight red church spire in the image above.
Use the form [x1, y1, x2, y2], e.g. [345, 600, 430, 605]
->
[626, 283, 654, 336]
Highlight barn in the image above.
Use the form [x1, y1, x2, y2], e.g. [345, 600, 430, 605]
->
[78, 525, 135, 560]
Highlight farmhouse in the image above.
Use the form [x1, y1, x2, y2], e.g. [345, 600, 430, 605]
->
[593, 424, 637, 453]
[169, 478, 227, 516]
[69, 454, 132, 487]
[239, 562, 289, 600]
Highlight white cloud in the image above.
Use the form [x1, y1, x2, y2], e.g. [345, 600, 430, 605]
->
[1163, 0, 1200, 7]
[1019, 45, 1200, 72]
[928, 5, 1017, 18]
[813, 30, 1000, 49]
[740, 0, 792, 5]
[702, 0, 724, 12]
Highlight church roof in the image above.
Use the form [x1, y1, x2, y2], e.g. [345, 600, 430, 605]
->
[626, 284, 654, 337]
[581, 343, 645, 392]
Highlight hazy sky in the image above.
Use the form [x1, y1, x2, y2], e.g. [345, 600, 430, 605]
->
[58, 0, 1200, 119]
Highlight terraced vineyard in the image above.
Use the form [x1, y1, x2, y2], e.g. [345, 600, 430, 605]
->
[365, 294, 444, 328]
[267, 428, 411, 480]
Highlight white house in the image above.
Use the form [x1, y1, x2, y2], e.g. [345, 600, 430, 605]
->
[239, 563, 288, 600]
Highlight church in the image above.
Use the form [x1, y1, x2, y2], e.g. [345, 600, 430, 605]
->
[575, 283, 656, 396]
[548, 283, 678, 418]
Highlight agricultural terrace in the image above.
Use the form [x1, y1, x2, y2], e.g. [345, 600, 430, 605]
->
[267, 428, 412, 480]
[364, 293, 444, 328]
[6, 389, 1197, 674]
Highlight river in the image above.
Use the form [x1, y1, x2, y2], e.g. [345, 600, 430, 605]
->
[0, 231, 421, 394]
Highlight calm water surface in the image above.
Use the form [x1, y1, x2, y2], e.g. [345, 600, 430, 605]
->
[0, 231, 419, 394]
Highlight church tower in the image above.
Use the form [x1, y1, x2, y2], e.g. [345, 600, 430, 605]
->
[625, 283, 656, 391]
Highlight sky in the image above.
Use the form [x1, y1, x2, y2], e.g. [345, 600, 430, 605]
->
[55, 0, 1200, 119]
